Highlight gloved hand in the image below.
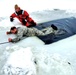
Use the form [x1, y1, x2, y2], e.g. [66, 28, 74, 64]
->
[22, 19, 27, 25]
[8, 38, 12, 42]
[10, 17, 14, 22]
[6, 31, 11, 35]
[30, 21, 36, 26]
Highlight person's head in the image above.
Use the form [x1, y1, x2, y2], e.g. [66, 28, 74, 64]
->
[10, 26, 17, 34]
[51, 24, 58, 30]
[14, 4, 20, 12]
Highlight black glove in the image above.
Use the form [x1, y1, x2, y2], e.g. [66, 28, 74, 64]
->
[22, 19, 27, 25]
[30, 21, 36, 26]
[10, 17, 14, 22]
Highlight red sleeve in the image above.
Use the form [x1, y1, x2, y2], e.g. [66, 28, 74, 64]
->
[10, 13, 16, 18]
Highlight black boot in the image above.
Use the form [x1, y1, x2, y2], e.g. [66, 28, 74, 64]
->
[51, 24, 58, 30]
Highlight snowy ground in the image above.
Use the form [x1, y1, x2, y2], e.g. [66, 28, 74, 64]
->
[0, 0, 76, 75]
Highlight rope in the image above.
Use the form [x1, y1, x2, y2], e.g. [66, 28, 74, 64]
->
[0, 42, 9, 45]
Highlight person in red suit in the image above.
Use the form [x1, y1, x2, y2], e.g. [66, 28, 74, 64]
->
[10, 4, 37, 27]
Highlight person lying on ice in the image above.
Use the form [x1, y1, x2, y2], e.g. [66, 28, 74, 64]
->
[6, 25, 66, 43]
[6, 26, 48, 42]
[10, 4, 36, 27]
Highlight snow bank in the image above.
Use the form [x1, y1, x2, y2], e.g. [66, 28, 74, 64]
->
[1, 47, 36, 75]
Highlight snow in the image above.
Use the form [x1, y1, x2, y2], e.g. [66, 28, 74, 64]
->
[1, 47, 36, 75]
[0, 0, 76, 75]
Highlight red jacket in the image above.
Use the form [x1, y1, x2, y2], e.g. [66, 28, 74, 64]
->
[10, 9, 36, 27]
